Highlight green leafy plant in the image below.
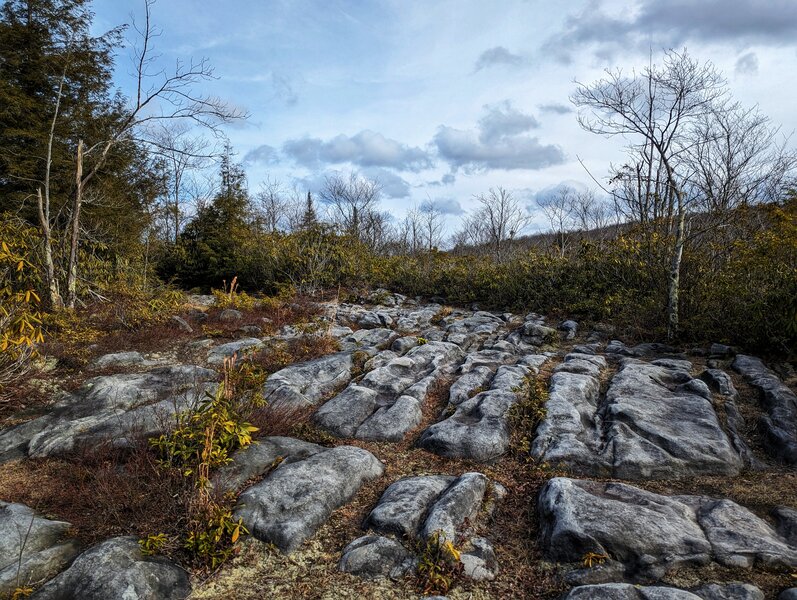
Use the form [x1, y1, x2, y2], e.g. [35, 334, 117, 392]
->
[138, 533, 169, 556]
[416, 530, 463, 595]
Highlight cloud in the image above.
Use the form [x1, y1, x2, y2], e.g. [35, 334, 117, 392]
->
[478, 101, 539, 143]
[433, 103, 564, 172]
[360, 167, 412, 198]
[735, 51, 759, 75]
[243, 144, 279, 165]
[544, 0, 797, 63]
[282, 130, 433, 172]
[474, 46, 524, 71]
[539, 103, 574, 115]
[425, 197, 464, 215]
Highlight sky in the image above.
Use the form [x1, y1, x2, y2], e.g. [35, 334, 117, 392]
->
[91, 0, 797, 234]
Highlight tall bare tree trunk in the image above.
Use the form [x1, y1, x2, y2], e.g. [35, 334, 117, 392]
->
[66, 139, 83, 309]
[36, 189, 61, 309]
[667, 191, 686, 340]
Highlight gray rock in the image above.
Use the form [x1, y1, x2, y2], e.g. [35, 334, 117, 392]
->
[30, 536, 189, 600]
[339, 536, 414, 579]
[532, 358, 743, 479]
[214, 436, 325, 492]
[460, 537, 497, 581]
[391, 336, 419, 355]
[339, 328, 396, 352]
[186, 294, 214, 307]
[91, 351, 154, 369]
[444, 312, 504, 349]
[366, 475, 455, 538]
[710, 343, 735, 357]
[699, 369, 738, 398]
[313, 341, 464, 442]
[262, 352, 354, 408]
[420, 472, 488, 541]
[235, 445, 384, 553]
[779, 589, 797, 600]
[693, 583, 764, 600]
[539, 478, 797, 580]
[218, 308, 243, 322]
[774, 507, 797, 546]
[238, 325, 263, 336]
[733, 355, 797, 465]
[561, 584, 700, 599]
[559, 320, 579, 340]
[0, 365, 217, 461]
[170, 316, 193, 333]
[0, 503, 80, 597]
[419, 360, 541, 461]
[207, 337, 263, 365]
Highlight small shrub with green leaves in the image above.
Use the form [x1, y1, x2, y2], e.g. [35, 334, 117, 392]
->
[416, 530, 464, 595]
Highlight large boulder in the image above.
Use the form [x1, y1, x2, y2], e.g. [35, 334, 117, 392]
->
[0, 365, 217, 462]
[532, 357, 743, 479]
[0, 503, 80, 597]
[235, 444, 384, 553]
[733, 354, 797, 465]
[561, 583, 764, 600]
[538, 478, 797, 581]
[313, 341, 464, 442]
[30, 536, 189, 600]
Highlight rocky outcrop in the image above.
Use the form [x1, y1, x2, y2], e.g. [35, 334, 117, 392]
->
[539, 478, 797, 581]
[313, 341, 464, 442]
[733, 354, 797, 465]
[234, 442, 383, 553]
[262, 352, 354, 408]
[207, 337, 264, 365]
[532, 357, 743, 479]
[561, 583, 764, 600]
[30, 536, 189, 600]
[0, 502, 80, 597]
[340, 472, 501, 581]
[0, 364, 217, 462]
[418, 355, 547, 461]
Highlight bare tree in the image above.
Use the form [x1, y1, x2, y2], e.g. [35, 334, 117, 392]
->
[573, 49, 727, 338]
[319, 172, 382, 236]
[64, 0, 247, 307]
[419, 200, 445, 252]
[255, 176, 289, 233]
[536, 186, 577, 257]
[472, 187, 531, 262]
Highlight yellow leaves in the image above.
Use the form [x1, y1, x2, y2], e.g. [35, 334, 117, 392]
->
[582, 551, 609, 568]
[11, 586, 33, 599]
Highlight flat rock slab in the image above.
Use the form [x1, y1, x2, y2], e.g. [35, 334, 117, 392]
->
[532, 356, 743, 479]
[262, 352, 354, 408]
[539, 478, 797, 581]
[0, 364, 217, 461]
[733, 354, 797, 465]
[30, 536, 189, 600]
[235, 443, 384, 553]
[313, 341, 464, 442]
[561, 583, 764, 600]
[418, 357, 546, 462]
[0, 502, 80, 597]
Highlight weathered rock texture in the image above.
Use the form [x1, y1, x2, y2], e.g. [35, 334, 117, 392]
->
[532, 356, 743, 479]
[234, 441, 384, 552]
[313, 341, 464, 442]
[539, 478, 797, 581]
[733, 354, 797, 465]
[0, 502, 80, 597]
[0, 365, 217, 462]
[30, 536, 190, 600]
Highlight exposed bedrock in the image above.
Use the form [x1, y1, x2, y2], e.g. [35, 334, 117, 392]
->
[733, 354, 797, 465]
[30, 536, 190, 600]
[418, 354, 549, 462]
[233, 441, 383, 553]
[340, 472, 501, 581]
[532, 355, 744, 479]
[313, 341, 464, 442]
[539, 478, 797, 582]
[0, 502, 80, 597]
[0, 364, 217, 462]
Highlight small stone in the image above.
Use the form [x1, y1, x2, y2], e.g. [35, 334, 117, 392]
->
[219, 308, 243, 322]
[170, 316, 193, 333]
